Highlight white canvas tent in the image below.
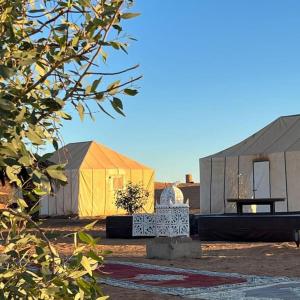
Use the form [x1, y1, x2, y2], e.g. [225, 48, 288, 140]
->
[40, 141, 155, 217]
[200, 114, 300, 214]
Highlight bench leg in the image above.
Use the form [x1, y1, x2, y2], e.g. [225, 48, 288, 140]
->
[295, 230, 300, 248]
[237, 204, 242, 215]
[270, 203, 275, 215]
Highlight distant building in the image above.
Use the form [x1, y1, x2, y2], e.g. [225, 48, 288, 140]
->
[155, 174, 200, 211]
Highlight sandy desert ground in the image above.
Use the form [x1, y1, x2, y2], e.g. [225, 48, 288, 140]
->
[39, 219, 300, 299]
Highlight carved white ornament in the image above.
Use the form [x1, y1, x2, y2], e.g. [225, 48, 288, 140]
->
[132, 183, 189, 237]
[159, 183, 184, 206]
[132, 214, 156, 236]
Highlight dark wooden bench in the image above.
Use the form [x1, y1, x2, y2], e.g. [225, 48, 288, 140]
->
[227, 198, 285, 215]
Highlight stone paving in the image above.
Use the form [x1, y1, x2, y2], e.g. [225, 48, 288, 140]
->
[98, 260, 300, 299]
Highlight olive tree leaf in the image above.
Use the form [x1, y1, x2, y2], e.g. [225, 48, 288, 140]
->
[124, 88, 138, 96]
[83, 220, 98, 230]
[26, 128, 44, 145]
[110, 97, 125, 116]
[107, 80, 120, 95]
[46, 166, 67, 182]
[121, 12, 140, 19]
[0, 65, 16, 79]
[0, 99, 15, 111]
[78, 232, 95, 246]
[80, 257, 92, 276]
[77, 103, 85, 121]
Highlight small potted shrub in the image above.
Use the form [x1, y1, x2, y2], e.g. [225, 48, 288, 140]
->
[106, 182, 150, 238]
[115, 181, 149, 215]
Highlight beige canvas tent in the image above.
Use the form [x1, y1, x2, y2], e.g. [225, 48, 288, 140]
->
[40, 141, 155, 217]
[200, 114, 300, 214]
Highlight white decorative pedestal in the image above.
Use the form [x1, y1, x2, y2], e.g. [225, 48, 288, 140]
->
[132, 214, 155, 236]
[133, 183, 201, 259]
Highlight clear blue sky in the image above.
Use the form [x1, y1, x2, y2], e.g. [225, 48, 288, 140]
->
[61, 0, 300, 182]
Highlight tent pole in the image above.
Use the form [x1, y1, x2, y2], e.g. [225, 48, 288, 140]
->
[252, 161, 255, 199]
[284, 152, 289, 212]
[209, 158, 212, 214]
[70, 170, 73, 214]
[92, 169, 94, 216]
[269, 160, 271, 198]
[62, 182, 65, 214]
[223, 157, 226, 214]
[237, 156, 240, 199]
[47, 195, 49, 216]
[104, 169, 107, 215]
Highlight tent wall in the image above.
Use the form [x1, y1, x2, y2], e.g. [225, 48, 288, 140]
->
[92, 169, 106, 215]
[77, 168, 154, 217]
[39, 192, 48, 216]
[103, 169, 124, 216]
[200, 158, 212, 214]
[211, 157, 225, 214]
[78, 169, 110, 216]
[200, 152, 296, 215]
[40, 167, 154, 217]
[269, 152, 287, 212]
[239, 155, 255, 212]
[79, 170, 93, 216]
[79, 168, 130, 216]
[40, 170, 79, 216]
[101, 168, 154, 216]
[130, 169, 143, 184]
[238, 155, 255, 199]
[286, 151, 300, 212]
[141, 168, 155, 213]
[224, 156, 239, 213]
[200, 155, 255, 214]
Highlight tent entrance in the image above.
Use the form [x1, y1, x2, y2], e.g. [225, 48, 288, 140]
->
[253, 161, 270, 212]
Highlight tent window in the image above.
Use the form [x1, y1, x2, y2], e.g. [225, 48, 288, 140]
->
[113, 176, 124, 190]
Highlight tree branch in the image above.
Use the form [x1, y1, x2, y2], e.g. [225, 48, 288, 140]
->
[86, 64, 139, 76]
[98, 75, 142, 95]
[67, 75, 142, 99]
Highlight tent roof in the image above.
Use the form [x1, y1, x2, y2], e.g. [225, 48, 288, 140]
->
[50, 141, 152, 170]
[204, 114, 300, 158]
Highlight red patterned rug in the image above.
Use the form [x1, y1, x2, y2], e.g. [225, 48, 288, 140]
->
[97, 261, 300, 299]
[99, 262, 246, 288]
